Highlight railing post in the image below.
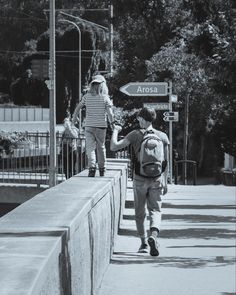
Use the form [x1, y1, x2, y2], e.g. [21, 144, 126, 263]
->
[174, 161, 178, 184]
[193, 162, 197, 185]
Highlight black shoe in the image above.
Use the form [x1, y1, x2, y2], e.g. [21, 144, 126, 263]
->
[88, 167, 96, 177]
[138, 243, 149, 253]
[148, 236, 159, 256]
[99, 167, 105, 176]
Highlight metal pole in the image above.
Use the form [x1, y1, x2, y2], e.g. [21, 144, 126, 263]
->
[169, 81, 173, 184]
[109, 4, 114, 77]
[59, 19, 82, 132]
[183, 92, 189, 185]
[49, 0, 56, 187]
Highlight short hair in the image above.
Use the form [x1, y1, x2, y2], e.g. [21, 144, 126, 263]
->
[138, 107, 156, 123]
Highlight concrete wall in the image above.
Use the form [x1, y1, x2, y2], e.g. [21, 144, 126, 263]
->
[0, 159, 128, 295]
[0, 185, 46, 204]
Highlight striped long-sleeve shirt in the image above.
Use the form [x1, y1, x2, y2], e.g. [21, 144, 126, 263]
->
[73, 93, 113, 128]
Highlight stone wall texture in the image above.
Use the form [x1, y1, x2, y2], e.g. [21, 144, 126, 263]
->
[0, 159, 128, 295]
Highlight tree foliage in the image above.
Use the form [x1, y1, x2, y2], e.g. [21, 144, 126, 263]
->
[111, 0, 235, 173]
[0, 0, 235, 174]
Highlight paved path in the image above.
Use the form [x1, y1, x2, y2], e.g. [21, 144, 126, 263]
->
[99, 183, 236, 295]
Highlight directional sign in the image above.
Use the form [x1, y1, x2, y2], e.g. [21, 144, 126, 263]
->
[120, 82, 168, 96]
[163, 116, 178, 122]
[163, 111, 179, 122]
[164, 111, 177, 116]
[143, 102, 169, 110]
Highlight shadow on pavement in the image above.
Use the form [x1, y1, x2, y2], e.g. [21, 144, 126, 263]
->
[125, 200, 236, 210]
[119, 228, 236, 239]
[111, 254, 235, 268]
[123, 213, 236, 223]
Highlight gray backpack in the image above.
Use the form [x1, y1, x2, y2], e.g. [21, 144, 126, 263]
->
[138, 130, 165, 177]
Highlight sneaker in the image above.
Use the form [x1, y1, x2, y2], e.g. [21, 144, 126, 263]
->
[138, 243, 149, 253]
[148, 236, 159, 256]
[88, 167, 96, 177]
[99, 167, 106, 177]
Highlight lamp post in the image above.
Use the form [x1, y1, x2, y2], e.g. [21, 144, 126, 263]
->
[58, 18, 82, 132]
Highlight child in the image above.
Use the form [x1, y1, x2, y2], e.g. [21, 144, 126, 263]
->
[61, 117, 79, 179]
[72, 74, 114, 177]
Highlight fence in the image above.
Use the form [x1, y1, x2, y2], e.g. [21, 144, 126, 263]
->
[0, 132, 134, 186]
[0, 132, 86, 186]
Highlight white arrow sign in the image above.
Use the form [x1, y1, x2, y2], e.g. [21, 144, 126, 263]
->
[163, 116, 178, 122]
[164, 111, 177, 116]
[163, 111, 179, 122]
[120, 82, 168, 96]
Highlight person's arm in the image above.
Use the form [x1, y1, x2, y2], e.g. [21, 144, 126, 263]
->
[110, 125, 131, 151]
[107, 106, 115, 127]
[105, 96, 115, 127]
[71, 102, 82, 124]
[72, 96, 85, 124]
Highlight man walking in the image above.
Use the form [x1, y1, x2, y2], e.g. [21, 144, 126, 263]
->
[110, 107, 169, 256]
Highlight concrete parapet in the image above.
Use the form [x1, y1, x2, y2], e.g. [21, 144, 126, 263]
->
[0, 159, 128, 295]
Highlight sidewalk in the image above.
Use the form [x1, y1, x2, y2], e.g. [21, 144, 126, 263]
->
[99, 182, 236, 295]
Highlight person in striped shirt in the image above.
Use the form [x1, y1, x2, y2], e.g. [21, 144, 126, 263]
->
[72, 74, 114, 177]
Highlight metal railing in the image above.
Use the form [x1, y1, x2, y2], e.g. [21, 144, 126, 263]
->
[0, 133, 135, 186]
[174, 160, 197, 185]
[0, 132, 86, 186]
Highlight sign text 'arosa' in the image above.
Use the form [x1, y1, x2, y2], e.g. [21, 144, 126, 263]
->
[119, 82, 168, 96]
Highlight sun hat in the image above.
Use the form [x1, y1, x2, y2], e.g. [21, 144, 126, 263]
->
[91, 74, 106, 84]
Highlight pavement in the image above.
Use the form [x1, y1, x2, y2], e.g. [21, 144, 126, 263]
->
[98, 182, 236, 295]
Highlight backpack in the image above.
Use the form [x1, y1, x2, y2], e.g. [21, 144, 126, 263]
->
[138, 129, 165, 178]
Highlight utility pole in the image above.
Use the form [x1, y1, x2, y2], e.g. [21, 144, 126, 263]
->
[109, 4, 113, 77]
[49, 0, 56, 187]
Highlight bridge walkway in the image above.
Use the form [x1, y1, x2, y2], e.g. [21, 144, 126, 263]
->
[99, 182, 236, 295]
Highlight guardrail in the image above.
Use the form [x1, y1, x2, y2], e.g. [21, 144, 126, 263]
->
[0, 134, 133, 186]
[0, 132, 86, 186]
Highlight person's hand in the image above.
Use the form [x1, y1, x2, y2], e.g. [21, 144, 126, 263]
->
[113, 124, 122, 133]
[71, 117, 77, 125]
[64, 118, 71, 129]
[162, 185, 168, 195]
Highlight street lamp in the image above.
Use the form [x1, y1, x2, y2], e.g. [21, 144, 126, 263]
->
[59, 11, 110, 76]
